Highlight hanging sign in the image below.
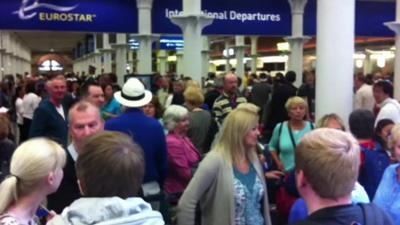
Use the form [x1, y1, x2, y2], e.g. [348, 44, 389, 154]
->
[304, 0, 396, 37]
[153, 0, 292, 35]
[0, 0, 138, 33]
[154, 0, 396, 37]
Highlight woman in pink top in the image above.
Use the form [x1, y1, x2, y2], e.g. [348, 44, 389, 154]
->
[163, 105, 201, 202]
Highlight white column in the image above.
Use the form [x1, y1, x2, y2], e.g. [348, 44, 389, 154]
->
[287, 0, 310, 87]
[112, 33, 128, 87]
[127, 50, 134, 74]
[0, 50, 3, 77]
[201, 36, 210, 80]
[176, 50, 184, 76]
[385, 0, 400, 100]
[363, 53, 372, 75]
[170, 0, 213, 84]
[315, 0, 355, 127]
[134, 0, 158, 74]
[158, 50, 168, 75]
[234, 36, 246, 78]
[100, 33, 113, 73]
[250, 36, 258, 74]
[225, 39, 231, 73]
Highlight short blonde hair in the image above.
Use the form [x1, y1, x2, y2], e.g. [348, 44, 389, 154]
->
[163, 105, 188, 131]
[0, 138, 66, 213]
[296, 128, 360, 199]
[317, 113, 345, 131]
[184, 86, 204, 107]
[285, 96, 308, 112]
[214, 103, 259, 164]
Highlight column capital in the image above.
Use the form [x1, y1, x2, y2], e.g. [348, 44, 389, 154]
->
[385, 22, 400, 35]
[111, 43, 129, 49]
[171, 15, 213, 30]
[285, 36, 311, 44]
[288, 0, 308, 14]
[130, 34, 159, 42]
[136, 0, 153, 9]
[99, 48, 114, 53]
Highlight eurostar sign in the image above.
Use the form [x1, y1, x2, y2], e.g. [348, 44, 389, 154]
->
[0, 0, 138, 33]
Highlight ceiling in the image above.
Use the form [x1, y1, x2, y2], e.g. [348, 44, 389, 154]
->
[14, 31, 86, 56]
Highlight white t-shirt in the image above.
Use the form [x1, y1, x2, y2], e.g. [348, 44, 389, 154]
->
[15, 97, 23, 125]
[375, 98, 400, 126]
[22, 93, 41, 119]
[55, 104, 65, 120]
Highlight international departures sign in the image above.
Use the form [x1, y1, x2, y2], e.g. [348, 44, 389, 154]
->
[0, 0, 396, 37]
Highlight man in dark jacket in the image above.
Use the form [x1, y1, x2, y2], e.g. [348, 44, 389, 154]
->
[29, 75, 68, 148]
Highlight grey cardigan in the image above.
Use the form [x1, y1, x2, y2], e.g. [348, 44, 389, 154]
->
[177, 151, 272, 225]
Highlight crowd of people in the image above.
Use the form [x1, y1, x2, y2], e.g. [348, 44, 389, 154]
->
[0, 69, 398, 225]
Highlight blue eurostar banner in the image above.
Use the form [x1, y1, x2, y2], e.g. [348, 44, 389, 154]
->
[0, 0, 138, 33]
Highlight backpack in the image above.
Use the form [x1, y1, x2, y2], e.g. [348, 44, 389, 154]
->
[306, 203, 390, 225]
[358, 142, 390, 200]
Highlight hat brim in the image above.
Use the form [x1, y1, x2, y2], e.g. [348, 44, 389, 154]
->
[114, 90, 152, 108]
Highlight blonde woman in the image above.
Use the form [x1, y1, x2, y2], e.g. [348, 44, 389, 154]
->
[268, 96, 313, 172]
[177, 103, 271, 225]
[0, 138, 66, 225]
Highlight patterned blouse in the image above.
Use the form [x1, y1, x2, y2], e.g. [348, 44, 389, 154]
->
[0, 214, 38, 225]
[233, 165, 265, 225]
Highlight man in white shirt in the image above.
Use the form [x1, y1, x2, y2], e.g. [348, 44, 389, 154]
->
[354, 74, 375, 112]
[373, 80, 400, 126]
[47, 100, 104, 213]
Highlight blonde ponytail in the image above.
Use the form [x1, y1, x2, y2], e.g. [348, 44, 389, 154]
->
[0, 176, 18, 213]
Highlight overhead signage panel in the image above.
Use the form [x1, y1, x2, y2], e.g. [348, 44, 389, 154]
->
[154, 0, 395, 37]
[0, 0, 138, 33]
[153, 0, 292, 35]
[304, 0, 396, 37]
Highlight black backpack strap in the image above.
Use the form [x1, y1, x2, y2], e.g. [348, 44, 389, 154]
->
[276, 122, 285, 155]
[359, 203, 385, 225]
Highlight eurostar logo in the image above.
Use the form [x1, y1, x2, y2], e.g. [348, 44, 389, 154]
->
[14, 0, 78, 20]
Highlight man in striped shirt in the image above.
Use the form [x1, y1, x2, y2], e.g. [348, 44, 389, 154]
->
[212, 73, 247, 125]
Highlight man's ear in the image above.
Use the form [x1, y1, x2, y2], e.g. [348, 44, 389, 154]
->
[77, 179, 86, 196]
[296, 170, 308, 189]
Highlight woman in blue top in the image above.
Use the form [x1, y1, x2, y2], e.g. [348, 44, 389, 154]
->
[101, 83, 122, 121]
[269, 96, 313, 172]
[374, 124, 400, 224]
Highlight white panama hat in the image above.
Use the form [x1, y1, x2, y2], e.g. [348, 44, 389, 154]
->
[114, 78, 152, 108]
